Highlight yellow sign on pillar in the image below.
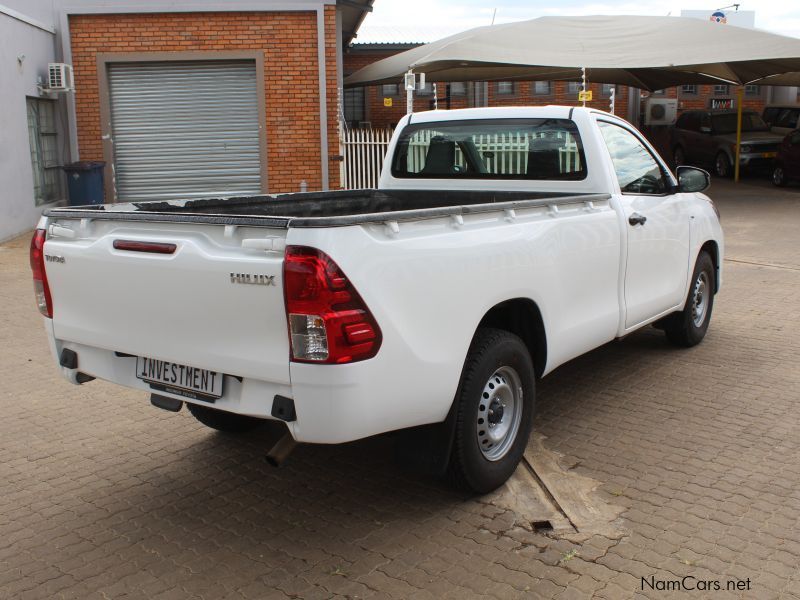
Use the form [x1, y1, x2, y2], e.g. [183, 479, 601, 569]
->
[578, 90, 593, 102]
[383, 97, 393, 107]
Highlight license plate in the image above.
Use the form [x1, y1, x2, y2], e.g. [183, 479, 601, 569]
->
[136, 357, 223, 401]
[762, 152, 776, 158]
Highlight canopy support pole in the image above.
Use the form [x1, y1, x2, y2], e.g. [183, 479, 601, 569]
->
[405, 70, 414, 115]
[581, 67, 587, 107]
[734, 85, 744, 183]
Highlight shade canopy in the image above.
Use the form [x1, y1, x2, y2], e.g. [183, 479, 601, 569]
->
[345, 15, 800, 91]
[752, 72, 800, 86]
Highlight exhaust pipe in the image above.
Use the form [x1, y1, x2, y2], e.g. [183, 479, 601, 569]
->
[266, 432, 297, 467]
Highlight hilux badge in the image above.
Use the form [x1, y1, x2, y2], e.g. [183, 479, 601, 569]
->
[230, 273, 275, 286]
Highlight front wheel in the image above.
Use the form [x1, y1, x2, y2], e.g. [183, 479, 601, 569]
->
[715, 152, 732, 178]
[773, 164, 787, 187]
[447, 328, 535, 494]
[662, 251, 715, 347]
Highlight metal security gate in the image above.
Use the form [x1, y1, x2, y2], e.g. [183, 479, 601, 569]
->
[108, 61, 261, 202]
[340, 127, 392, 189]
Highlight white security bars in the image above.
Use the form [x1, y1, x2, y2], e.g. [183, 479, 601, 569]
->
[340, 127, 393, 189]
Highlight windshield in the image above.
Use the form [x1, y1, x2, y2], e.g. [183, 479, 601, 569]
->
[391, 118, 587, 180]
[711, 112, 769, 134]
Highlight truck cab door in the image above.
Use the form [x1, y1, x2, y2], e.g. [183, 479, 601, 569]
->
[597, 120, 691, 329]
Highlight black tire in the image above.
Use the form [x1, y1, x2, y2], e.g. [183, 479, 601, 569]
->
[446, 328, 535, 494]
[714, 152, 732, 178]
[187, 402, 265, 433]
[673, 146, 685, 168]
[662, 252, 715, 347]
[773, 164, 787, 187]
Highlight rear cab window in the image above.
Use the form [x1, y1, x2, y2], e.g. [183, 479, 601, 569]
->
[390, 118, 587, 181]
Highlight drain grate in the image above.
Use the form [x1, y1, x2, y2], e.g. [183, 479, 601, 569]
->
[532, 520, 554, 532]
[522, 457, 579, 533]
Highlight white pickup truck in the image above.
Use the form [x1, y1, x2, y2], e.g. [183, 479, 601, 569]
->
[32, 106, 723, 493]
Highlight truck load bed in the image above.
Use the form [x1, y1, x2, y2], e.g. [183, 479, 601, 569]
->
[45, 189, 608, 228]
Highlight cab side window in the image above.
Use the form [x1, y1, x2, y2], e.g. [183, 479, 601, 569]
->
[776, 108, 800, 130]
[678, 112, 699, 132]
[597, 121, 668, 194]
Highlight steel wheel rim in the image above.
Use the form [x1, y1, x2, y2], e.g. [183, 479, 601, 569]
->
[691, 271, 709, 327]
[774, 167, 784, 185]
[476, 366, 523, 461]
[716, 155, 728, 177]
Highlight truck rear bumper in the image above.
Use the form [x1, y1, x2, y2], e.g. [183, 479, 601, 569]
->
[48, 334, 437, 445]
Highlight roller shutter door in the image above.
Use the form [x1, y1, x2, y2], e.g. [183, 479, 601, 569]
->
[108, 60, 261, 202]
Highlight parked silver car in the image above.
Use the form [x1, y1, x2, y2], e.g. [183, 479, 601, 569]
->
[670, 109, 784, 177]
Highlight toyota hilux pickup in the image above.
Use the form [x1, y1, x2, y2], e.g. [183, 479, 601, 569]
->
[31, 106, 723, 493]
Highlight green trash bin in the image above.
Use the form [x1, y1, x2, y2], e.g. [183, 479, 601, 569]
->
[63, 161, 105, 206]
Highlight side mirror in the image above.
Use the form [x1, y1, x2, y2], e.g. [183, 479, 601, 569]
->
[676, 166, 711, 193]
[699, 126, 712, 134]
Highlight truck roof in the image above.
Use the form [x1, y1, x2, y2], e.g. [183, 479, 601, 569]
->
[405, 105, 613, 124]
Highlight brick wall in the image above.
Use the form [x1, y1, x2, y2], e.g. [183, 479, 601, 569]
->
[70, 10, 340, 194]
[646, 85, 768, 114]
[343, 49, 409, 129]
[486, 80, 627, 114]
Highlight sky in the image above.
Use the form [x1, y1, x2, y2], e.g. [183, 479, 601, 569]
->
[356, 0, 800, 42]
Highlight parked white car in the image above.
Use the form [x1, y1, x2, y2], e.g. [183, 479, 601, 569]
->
[32, 106, 723, 493]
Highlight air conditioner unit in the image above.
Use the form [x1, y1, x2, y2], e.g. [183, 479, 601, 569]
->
[644, 98, 678, 126]
[47, 63, 74, 92]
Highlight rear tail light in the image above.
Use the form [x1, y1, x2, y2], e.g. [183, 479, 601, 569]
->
[29, 228, 53, 318]
[283, 246, 381, 364]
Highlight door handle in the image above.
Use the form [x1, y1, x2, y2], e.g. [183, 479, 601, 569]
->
[628, 212, 647, 226]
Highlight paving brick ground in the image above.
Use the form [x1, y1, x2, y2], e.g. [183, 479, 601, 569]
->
[2, 177, 799, 599]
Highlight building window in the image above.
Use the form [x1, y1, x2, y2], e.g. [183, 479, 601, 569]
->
[449, 82, 467, 96]
[600, 83, 616, 97]
[714, 84, 730, 95]
[497, 81, 515, 95]
[343, 87, 366, 126]
[532, 81, 552, 95]
[26, 98, 61, 206]
[567, 81, 582, 94]
[745, 84, 760, 97]
[381, 83, 399, 97]
[416, 82, 433, 96]
[681, 84, 698, 95]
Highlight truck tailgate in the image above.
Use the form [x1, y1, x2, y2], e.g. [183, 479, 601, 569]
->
[44, 221, 290, 385]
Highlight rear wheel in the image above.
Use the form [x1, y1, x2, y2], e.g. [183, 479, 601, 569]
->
[773, 164, 787, 187]
[447, 328, 535, 494]
[187, 402, 265, 433]
[714, 152, 732, 178]
[662, 251, 715, 347]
